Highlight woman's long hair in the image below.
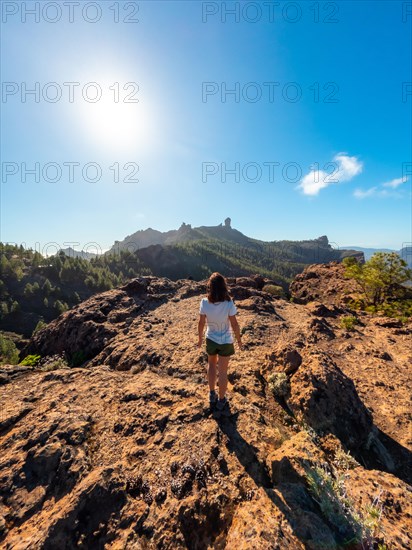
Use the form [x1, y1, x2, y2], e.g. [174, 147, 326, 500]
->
[207, 272, 231, 303]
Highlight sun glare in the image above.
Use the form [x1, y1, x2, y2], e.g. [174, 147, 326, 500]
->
[76, 76, 155, 154]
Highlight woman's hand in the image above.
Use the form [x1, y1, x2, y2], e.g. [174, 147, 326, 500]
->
[237, 338, 244, 351]
[197, 337, 203, 349]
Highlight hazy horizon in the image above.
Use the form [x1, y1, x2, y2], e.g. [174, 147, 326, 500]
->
[6, 218, 408, 257]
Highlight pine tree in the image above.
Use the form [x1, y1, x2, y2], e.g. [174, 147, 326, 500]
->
[0, 302, 9, 318]
[32, 281, 40, 293]
[42, 278, 53, 295]
[343, 252, 412, 306]
[0, 334, 19, 364]
[32, 251, 42, 268]
[0, 255, 12, 278]
[24, 283, 34, 297]
[54, 300, 68, 314]
[33, 319, 47, 334]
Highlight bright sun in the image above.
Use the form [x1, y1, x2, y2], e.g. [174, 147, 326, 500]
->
[77, 77, 155, 154]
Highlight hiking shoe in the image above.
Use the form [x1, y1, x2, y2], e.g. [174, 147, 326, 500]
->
[216, 396, 229, 411]
[209, 390, 218, 407]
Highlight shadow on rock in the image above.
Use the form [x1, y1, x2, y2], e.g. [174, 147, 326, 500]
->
[286, 350, 412, 485]
[213, 413, 342, 549]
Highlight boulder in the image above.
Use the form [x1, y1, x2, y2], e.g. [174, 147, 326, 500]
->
[287, 351, 373, 453]
[266, 346, 303, 375]
[289, 262, 363, 305]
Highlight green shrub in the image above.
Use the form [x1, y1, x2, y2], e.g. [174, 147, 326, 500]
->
[40, 353, 69, 371]
[0, 333, 19, 364]
[305, 463, 357, 540]
[268, 372, 290, 398]
[304, 462, 384, 547]
[333, 447, 359, 471]
[33, 319, 47, 335]
[380, 299, 412, 319]
[262, 284, 285, 298]
[343, 251, 412, 307]
[346, 295, 412, 319]
[346, 298, 364, 310]
[342, 256, 358, 267]
[340, 316, 359, 331]
[19, 354, 41, 366]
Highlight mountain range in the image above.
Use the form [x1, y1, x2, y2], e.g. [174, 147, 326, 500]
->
[59, 221, 411, 270]
[59, 219, 366, 284]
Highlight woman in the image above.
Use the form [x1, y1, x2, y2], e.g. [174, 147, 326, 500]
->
[197, 272, 243, 411]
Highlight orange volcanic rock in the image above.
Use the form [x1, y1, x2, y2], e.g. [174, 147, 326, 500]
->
[289, 261, 363, 305]
[1, 264, 411, 548]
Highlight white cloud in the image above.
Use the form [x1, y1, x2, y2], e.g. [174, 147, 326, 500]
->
[334, 152, 363, 181]
[297, 153, 363, 196]
[353, 187, 378, 199]
[353, 187, 378, 198]
[377, 189, 403, 198]
[354, 175, 409, 198]
[382, 176, 408, 188]
[298, 169, 330, 196]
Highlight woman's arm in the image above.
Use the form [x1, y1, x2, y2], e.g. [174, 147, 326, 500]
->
[198, 314, 206, 348]
[229, 315, 243, 350]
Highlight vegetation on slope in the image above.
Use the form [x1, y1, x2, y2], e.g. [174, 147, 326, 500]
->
[0, 243, 150, 336]
[342, 253, 412, 319]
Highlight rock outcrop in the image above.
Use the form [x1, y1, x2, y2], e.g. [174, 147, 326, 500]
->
[1, 264, 411, 549]
[289, 261, 363, 305]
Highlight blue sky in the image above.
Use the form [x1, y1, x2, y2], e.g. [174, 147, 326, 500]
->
[1, 0, 411, 254]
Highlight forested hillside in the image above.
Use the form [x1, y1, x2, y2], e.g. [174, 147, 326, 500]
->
[0, 231, 363, 338]
[0, 244, 150, 337]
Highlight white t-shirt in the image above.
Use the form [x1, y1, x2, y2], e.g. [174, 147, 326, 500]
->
[199, 298, 237, 344]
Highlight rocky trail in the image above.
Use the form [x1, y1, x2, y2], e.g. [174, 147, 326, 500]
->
[0, 262, 411, 549]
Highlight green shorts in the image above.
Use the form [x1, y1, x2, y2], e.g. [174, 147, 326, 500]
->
[206, 338, 235, 357]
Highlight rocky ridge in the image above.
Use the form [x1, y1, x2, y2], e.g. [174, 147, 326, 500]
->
[0, 262, 411, 549]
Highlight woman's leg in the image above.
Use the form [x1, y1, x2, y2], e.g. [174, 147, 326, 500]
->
[207, 354, 218, 391]
[217, 355, 230, 399]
